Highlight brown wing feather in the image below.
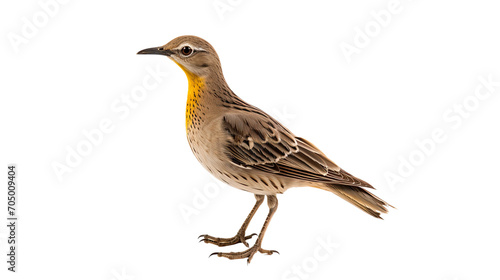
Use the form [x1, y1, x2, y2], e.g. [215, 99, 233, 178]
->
[222, 110, 372, 188]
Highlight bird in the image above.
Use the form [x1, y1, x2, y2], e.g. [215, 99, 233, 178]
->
[137, 35, 393, 263]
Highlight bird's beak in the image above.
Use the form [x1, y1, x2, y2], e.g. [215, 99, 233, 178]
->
[137, 47, 174, 56]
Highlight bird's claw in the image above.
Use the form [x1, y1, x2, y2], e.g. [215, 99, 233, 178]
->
[209, 244, 279, 264]
[198, 232, 257, 247]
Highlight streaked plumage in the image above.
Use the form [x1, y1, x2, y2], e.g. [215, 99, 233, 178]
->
[138, 35, 393, 263]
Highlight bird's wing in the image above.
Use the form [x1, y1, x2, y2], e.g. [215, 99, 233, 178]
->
[222, 111, 373, 188]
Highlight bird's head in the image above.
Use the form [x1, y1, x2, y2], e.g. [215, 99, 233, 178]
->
[137, 35, 222, 78]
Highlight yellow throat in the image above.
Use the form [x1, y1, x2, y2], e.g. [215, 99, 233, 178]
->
[177, 63, 205, 132]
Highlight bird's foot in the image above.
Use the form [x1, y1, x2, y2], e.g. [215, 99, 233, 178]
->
[199, 231, 257, 247]
[209, 243, 279, 264]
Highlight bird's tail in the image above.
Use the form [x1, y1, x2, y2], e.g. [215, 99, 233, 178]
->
[319, 184, 394, 219]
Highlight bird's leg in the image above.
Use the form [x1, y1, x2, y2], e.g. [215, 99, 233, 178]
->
[199, 194, 264, 247]
[209, 195, 279, 264]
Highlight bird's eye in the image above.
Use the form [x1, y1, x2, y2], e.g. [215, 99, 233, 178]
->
[180, 46, 193, 56]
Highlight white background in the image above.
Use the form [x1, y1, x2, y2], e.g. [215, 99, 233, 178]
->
[1, 0, 500, 279]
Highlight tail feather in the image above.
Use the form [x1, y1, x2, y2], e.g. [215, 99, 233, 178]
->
[323, 184, 394, 219]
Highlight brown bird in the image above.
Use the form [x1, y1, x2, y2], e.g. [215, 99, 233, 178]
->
[138, 35, 393, 263]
